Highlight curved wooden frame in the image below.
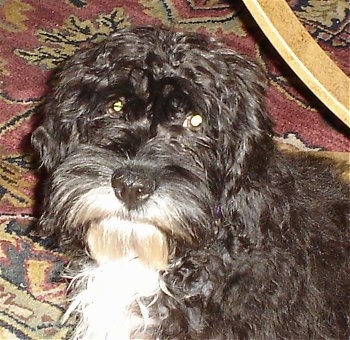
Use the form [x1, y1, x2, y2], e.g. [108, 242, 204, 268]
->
[242, 0, 350, 127]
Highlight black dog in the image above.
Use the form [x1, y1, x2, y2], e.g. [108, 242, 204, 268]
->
[32, 27, 349, 339]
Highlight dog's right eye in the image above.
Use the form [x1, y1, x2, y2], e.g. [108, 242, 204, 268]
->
[106, 97, 126, 116]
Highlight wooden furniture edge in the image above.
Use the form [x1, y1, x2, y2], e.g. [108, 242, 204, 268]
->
[242, 0, 350, 127]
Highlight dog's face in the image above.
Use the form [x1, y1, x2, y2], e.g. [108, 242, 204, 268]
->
[32, 27, 273, 267]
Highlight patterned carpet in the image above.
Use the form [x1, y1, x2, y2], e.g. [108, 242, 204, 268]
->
[0, 0, 349, 338]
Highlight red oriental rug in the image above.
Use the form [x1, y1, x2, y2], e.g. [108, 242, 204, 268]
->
[0, 0, 349, 338]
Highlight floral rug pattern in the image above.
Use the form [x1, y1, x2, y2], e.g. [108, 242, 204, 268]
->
[0, 0, 348, 338]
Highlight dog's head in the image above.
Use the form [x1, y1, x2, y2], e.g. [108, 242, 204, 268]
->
[32, 27, 274, 267]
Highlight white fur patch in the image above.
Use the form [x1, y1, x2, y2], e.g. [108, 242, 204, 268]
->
[63, 257, 161, 340]
[63, 218, 169, 339]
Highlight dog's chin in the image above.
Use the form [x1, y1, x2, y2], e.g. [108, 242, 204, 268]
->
[87, 219, 169, 270]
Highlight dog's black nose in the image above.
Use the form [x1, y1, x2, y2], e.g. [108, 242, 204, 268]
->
[111, 169, 156, 209]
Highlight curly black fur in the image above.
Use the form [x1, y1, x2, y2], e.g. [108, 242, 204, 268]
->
[32, 27, 349, 339]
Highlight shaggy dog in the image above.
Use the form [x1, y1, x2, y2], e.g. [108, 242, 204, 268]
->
[32, 27, 349, 339]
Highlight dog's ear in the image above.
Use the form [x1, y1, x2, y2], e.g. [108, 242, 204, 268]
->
[31, 45, 102, 173]
[215, 51, 275, 185]
[31, 117, 79, 173]
[31, 66, 77, 173]
[31, 124, 58, 173]
[208, 51, 276, 240]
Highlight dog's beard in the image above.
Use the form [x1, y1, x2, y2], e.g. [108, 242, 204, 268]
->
[87, 218, 168, 269]
[61, 192, 170, 340]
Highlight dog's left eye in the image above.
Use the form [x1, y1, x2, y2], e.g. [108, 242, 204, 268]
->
[182, 114, 203, 131]
[107, 97, 125, 115]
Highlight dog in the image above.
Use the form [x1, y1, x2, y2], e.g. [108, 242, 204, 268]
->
[31, 26, 349, 339]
